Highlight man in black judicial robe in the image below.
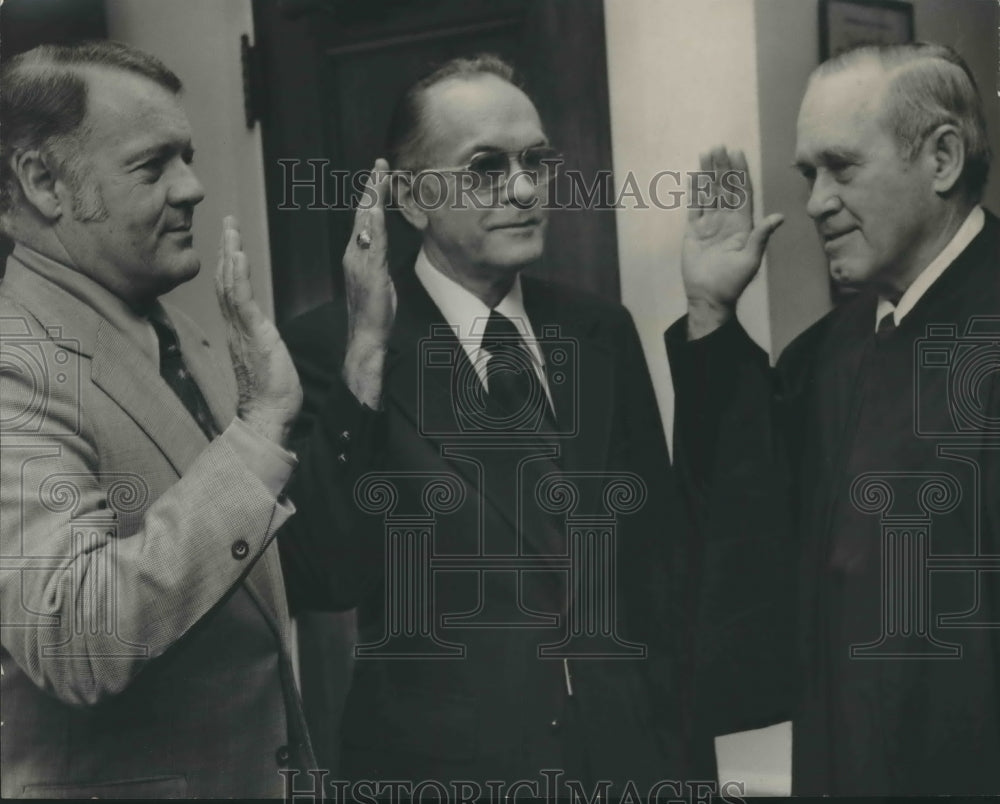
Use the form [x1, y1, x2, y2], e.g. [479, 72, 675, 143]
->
[280, 56, 700, 794]
[665, 43, 1000, 795]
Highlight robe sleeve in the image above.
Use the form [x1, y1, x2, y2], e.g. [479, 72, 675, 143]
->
[665, 315, 798, 737]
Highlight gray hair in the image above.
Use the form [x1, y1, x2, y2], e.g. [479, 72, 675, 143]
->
[0, 40, 182, 217]
[815, 42, 992, 201]
[385, 53, 518, 171]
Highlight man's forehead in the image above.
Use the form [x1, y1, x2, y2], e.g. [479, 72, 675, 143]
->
[795, 63, 891, 154]
[78, 66, 192, 148]
[420, 75, 545, 156]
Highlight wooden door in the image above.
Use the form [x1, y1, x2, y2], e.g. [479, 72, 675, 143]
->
[253, 0, 620, 324]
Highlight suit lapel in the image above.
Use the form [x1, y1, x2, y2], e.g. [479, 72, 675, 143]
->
[386, 273, 552, 546]
[385, 272, 491, 493]
[91, 320, 209, 475]
[522, 278, 615, 475]
[385, 270, 617, 560]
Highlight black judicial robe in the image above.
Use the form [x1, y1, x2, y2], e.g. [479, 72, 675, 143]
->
[666, 211, 1000, 795]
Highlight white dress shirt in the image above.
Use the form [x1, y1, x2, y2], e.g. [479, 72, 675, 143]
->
[875, 205, 985, 329]
[414, 248, 553, 409]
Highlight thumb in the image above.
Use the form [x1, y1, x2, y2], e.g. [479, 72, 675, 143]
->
[747, 213, 785, 260]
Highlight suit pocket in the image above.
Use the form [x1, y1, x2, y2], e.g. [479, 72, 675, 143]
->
[343, 685, 479, 761]
[22, 775, 187, 799]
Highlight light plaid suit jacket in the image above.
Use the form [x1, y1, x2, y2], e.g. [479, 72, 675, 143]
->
[0, 253, 312, 798]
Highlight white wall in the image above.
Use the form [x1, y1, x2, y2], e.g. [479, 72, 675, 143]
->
[604, 0, 773, 454]
[104, 0, 274, 357]
[604, 0, 789, 794]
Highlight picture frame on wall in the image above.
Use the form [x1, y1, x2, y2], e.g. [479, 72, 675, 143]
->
[820, 0, 915, 61]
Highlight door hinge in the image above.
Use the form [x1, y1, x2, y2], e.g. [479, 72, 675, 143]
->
[241, 34, 263, 129]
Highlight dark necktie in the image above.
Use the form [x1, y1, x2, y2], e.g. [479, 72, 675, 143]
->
[478, 310, 565, 604]
[480, 309, 553, 432]
[150, 317, 219, 441]
[876, 311, 897, 339]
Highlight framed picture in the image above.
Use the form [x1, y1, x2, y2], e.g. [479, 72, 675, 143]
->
[820, 0, 915, 60]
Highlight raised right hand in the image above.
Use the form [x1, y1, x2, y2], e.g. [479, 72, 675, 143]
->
[216, 215, 303, 446]
[682, 146, 784, 339]
[341, 158, 396, 409]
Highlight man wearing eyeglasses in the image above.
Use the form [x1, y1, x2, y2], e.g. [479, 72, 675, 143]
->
[281, 55, 698, 795]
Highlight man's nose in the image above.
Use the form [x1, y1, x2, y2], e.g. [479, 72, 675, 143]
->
[169, 162, 206, 207]
[805, 172, 841, 219]
[505, 168, 539, 208]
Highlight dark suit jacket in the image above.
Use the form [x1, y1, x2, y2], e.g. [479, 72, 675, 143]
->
[666, 211, 1000, 795]
[282, 268, 704, 792]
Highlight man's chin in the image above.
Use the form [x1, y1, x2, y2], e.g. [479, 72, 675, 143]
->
[488, 241, 545, 271]
[828, 258, 869, 290]
[159, 254, 202, 291]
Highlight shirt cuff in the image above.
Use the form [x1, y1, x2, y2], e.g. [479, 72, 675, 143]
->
[223, 417, 298, 498]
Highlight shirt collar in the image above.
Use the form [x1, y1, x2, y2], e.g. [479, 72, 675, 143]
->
[10, 243, 162, 368]
[876, 205, 985, 329]
[414, 248, 545, 371]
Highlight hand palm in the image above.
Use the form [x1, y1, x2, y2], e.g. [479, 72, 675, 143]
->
[683, 203, 759, 304]
[681, 146, 783, 309]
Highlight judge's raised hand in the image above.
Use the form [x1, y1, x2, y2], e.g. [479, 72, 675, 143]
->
[216, 215, 303, 446]
[682, 146, 784, 339]
[342, 158, 396, 409]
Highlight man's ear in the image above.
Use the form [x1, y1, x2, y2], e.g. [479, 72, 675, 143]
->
[10, 150, 65, 221]
[393, 171, 429, 231]
[924, 124, 965, 195]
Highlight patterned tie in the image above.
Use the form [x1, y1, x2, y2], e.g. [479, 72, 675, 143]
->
[480, 309, 553, 432]
[150, 317, 219, 440]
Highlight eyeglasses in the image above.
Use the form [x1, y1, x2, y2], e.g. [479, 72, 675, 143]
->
[413, 146, 562, 195]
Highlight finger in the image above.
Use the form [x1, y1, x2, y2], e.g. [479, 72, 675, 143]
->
[747, 213, 786, 259]
[711, 145, 731, 176]
[216, 219, 229, 316]
[689, 150, 714, 222]
[369, 157, 390, 213]
[231, 250, 257, 316]
[365, 158, 390, 270]
[708, 145, 729, 206]
[223, 225, 241, 322]
[350, 166, 375, 240]
[730, 148, 755, 221]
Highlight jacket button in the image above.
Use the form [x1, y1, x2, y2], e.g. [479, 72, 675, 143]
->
[549, 718, 560, 732]
[231, 539, 250, 560]
[275, 744, 290, 767]
[339, 429, 351, 443]
[336, 452, 348, 464]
